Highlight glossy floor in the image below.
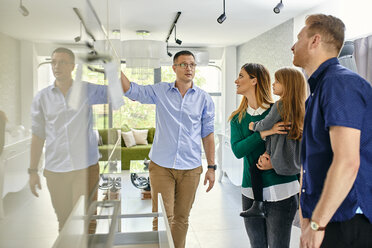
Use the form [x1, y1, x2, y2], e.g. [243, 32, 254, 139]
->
[0, 166, 301, 248]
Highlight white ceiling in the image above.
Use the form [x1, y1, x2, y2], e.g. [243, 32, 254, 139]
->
[0, 0, 327, 48]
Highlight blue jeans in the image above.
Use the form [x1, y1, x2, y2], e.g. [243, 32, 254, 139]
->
[242, 194, 298, 248]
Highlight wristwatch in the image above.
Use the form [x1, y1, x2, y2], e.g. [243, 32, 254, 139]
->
[310, 220, 326, 231]
[207, 165, 217, 170]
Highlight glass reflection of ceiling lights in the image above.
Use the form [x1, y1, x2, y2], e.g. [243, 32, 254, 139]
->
[122, 30, 167, 81]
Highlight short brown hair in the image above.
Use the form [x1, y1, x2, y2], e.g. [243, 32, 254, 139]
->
[52, 47, 75, 63]
[173, 50, 195, 63]
[305, 14, 345, 53]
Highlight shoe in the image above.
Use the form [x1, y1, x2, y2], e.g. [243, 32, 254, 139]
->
[240, 200, 265, 218]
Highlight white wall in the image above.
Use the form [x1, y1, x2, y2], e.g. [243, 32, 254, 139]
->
[221, 46, 238, 131]
[293, 0, 372, 41]
[235, 19, 294, 104]
[0, 32, 21, 126]
[237, 19, 294, 83]
[0, 32, 38, 131]
[20, 41, 38, 130]
[221, 19, 295, 134]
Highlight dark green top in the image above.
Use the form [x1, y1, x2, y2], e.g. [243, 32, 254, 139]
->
[230, 108, 298, 189]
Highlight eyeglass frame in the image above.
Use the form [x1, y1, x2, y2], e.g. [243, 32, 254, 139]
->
[173, 63, 197, 69]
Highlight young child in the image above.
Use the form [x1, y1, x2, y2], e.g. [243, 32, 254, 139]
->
[240, 67, 306, 218]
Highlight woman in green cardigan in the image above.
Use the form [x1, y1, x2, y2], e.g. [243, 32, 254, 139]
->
[229, 63, 299, 248]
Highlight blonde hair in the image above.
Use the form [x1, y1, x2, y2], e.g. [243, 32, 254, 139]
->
[229, 63, 273, 122]
[305, 14, 345, 54]
[275, 68, 307, 140]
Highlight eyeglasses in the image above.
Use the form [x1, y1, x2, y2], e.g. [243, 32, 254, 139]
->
[174, 63, 197, 69]
[51, 60, 73, 67]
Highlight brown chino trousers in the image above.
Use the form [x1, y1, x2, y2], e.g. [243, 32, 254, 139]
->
[44, 163, 99, 232]
[149, 161, 202, 248]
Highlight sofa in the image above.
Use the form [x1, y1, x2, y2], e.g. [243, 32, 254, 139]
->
[97, 125, 155, 170]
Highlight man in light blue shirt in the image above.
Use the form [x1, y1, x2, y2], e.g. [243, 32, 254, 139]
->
[121, 50, 216, 248]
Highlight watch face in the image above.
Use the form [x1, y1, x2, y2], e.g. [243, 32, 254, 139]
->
[310, 221, 319, 230]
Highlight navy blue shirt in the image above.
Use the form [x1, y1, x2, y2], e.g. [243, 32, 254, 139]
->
[300, 57, 372, 223]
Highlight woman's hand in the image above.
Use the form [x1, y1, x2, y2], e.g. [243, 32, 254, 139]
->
[259, 122, 291, 139]
[271, 121, 291, 135]
[256, 152, 273, 170]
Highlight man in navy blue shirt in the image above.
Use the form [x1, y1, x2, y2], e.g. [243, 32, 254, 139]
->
[292, 14, 372, 247]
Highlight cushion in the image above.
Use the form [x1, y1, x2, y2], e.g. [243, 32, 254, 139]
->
[108, 129, 119, 144]
[122, 131, 136, 147]
[99, 128, 118, 145]
[147, 127, 155, 144]
[94, 129, 103, 146]
[132, 128, 149, 145]
[120, 124, 131, 147]
[98, 135, 103, 146]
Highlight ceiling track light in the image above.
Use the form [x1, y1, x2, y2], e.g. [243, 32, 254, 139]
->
[167, 42, 172, 57]
[217, 0, 226, 24]
[18, 0, 29, 16]
[273, 0, 283, 14]
[174, 24, 182, 45]
[165, 11, 182, 47]
[74, 22, 82, 42]
[73, 7, 96, 42]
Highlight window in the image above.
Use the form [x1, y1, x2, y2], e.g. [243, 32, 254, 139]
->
[112, 66, 156, 129]
[161, 65, 223, 133]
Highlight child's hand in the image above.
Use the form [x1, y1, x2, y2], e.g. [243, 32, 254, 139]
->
[271, 121, 291, 135]
[256, 152, 273, 170]
[249, 122, 254, 131]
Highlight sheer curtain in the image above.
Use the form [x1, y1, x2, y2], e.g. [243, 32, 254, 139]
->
[354, 35, 372, 84]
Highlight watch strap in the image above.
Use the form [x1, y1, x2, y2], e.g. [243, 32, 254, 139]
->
[207, 165, 217, 170]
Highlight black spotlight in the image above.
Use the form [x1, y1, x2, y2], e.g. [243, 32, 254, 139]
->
[217, 13, 226, 24]
[273, 0, 283, 14]
[74, 22, 82, 42]
[217, 0, 226, 24]
[167, 42, 172, 57]
[174, 25, 182, 45]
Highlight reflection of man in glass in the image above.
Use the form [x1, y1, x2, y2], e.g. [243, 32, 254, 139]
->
[28, 47, 108, 232]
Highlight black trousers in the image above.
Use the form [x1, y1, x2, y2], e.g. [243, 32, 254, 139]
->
[321, 214, 372, 248]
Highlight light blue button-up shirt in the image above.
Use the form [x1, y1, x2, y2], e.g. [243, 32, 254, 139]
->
[31, 81, 107, 172]
[125, 81, 215, 170]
